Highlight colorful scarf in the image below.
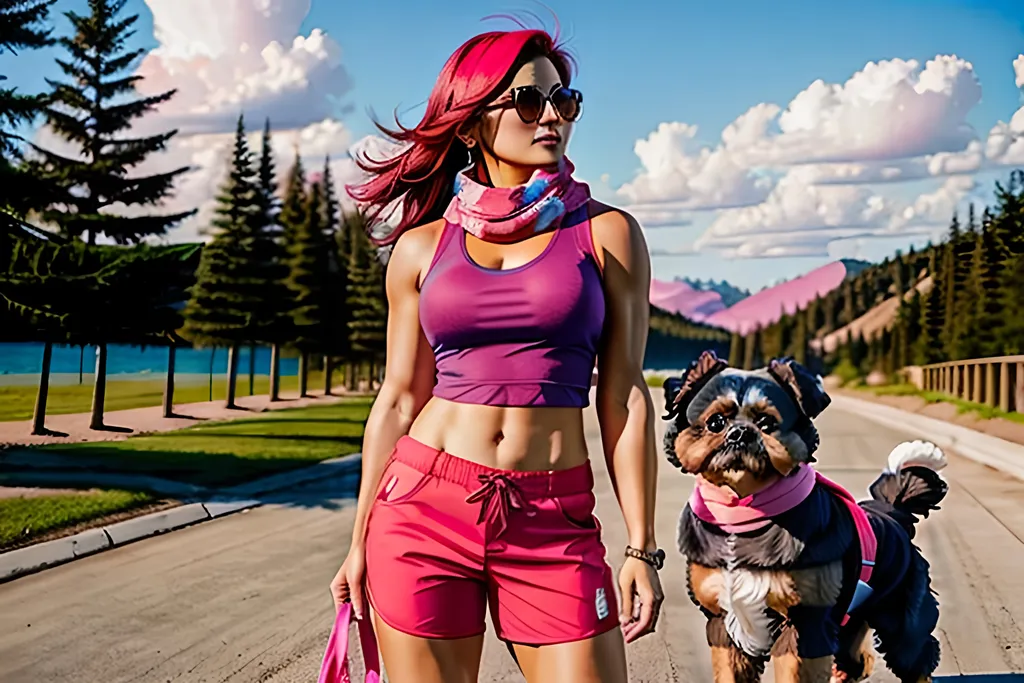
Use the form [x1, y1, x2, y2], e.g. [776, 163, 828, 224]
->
[443, 157, 591, 241]
[689, 464, 818, 534]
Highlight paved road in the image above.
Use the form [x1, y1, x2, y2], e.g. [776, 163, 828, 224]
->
[3, 390, 1024, 682]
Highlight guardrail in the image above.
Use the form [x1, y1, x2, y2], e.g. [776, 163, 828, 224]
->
[919, 355, 1024, 414]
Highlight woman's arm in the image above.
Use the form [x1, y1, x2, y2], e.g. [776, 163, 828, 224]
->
[348, 225, 439, 550]
[591, 206, 657, 555]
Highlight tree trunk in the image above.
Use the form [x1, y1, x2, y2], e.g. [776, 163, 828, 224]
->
[248, 343, 256, 396]
[89, 343, 108, 430]
[78, 345, 84, 384]
[226, 344, 240, 409]
[269, 343, 281, 402]
[345, 362, 356, 391]
[31, 342, 53, 435]
[324, 355, 333, 396]
[299, 351, 309, 398]
[163, 345, 176, 418]
[208, 347, 215, 402]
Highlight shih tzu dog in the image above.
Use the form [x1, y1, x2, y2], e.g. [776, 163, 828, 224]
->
[662, 351, 948, 683]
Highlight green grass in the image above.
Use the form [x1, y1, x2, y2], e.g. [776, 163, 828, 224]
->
[861, 383, 1024, 426]
[0, 489, 154, 551]
[34, 398, 373, 488]
[0, 370, 332, 422]
[645, 373, 670, 388]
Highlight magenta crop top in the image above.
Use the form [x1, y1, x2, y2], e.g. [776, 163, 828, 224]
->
[418, 205, 605, 407]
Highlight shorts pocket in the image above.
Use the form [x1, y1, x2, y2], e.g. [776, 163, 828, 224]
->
[553, 491, 600, 531]
[375, 459, 433, 505]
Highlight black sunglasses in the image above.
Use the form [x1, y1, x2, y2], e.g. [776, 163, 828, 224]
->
[489, 84, 583, 124]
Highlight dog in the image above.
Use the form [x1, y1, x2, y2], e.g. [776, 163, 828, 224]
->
[661, 350, 948, 683]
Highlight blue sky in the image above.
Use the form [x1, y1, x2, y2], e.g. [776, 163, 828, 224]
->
[4, 0, 1023, 291]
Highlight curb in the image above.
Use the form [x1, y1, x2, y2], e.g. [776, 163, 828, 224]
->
[0, 453, 362, 583]
[831, 393, 1024, 481]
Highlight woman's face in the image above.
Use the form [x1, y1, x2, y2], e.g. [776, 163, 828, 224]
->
[469, 56, 577, 176]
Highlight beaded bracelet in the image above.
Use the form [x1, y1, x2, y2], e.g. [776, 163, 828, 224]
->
[624, 545, 666, 570]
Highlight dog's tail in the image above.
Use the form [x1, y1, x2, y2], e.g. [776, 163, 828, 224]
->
[867, 440, 949, 537]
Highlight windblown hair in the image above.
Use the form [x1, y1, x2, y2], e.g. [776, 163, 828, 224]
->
[345, 19, 576, 245]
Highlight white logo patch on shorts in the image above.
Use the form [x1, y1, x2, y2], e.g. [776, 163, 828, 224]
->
[595, 587, 609, 620]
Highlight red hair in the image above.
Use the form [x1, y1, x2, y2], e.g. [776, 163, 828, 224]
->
[346, 24, 576, 245]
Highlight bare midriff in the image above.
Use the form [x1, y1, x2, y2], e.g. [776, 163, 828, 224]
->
[407, 396, 592, 472]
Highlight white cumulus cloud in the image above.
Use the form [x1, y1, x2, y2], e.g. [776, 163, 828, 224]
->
[135, 0, 353, 135]
[618, 53, 1023, 259]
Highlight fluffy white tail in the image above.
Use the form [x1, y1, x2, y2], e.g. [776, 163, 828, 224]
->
[885, 440, 947, 475]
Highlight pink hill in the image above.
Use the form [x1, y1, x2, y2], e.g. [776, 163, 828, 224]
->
[702, 262, 849, 335]
[649, 279, 726, 322]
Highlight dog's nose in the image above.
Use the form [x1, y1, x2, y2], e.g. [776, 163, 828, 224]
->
[726, 425, 757, 446]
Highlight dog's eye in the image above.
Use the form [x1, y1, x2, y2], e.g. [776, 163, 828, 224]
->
[756, 415, 778, 433]
[705, 414, 727, 433]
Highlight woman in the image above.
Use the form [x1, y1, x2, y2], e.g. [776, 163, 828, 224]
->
[330, 25, 663, 683]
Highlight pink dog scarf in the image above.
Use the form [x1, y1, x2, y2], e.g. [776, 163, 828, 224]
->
[689, 465, 877, 623]
[317, 603, 380, 683]
[443, 156, 590, 242]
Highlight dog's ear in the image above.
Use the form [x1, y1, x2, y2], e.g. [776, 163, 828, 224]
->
[767, 357, 831, 419]
[662, 350, 729, 422]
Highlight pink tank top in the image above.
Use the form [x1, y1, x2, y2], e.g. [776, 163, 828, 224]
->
[418, 205, 605, 407]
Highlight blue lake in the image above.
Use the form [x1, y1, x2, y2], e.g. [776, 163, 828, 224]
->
[0, 342, 300, 379]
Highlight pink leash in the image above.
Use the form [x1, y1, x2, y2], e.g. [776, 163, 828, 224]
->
[318, 603, 381, 683]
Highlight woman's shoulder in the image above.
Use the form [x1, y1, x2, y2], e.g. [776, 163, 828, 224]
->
[390, 218, 448, 262]
[585, 200, 644, 254]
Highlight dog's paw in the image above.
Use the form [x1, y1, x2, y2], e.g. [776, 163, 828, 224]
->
[830, 650, 876, 683]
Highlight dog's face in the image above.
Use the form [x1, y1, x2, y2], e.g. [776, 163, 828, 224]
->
[662, 351, 830, 489]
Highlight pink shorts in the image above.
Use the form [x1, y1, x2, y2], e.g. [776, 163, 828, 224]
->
[364, 435, 619, 645]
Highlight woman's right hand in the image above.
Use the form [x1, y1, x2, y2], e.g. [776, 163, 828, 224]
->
[329, 544, 367, 619]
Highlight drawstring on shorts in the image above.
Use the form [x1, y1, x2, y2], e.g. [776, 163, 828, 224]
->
[465, 473, 529, 538]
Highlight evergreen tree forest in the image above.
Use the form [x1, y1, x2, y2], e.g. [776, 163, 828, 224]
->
[732, 170, 1024, 379]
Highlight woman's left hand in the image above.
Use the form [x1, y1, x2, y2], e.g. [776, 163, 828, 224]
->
[618, 556, 665, 643]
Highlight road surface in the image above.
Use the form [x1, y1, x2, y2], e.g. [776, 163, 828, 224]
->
[3, 389, 1024, 682]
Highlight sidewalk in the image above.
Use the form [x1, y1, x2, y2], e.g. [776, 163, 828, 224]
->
[0, 386, 365, 447]
[0, 451, 363, 582]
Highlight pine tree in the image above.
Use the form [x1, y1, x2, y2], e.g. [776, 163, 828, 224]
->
[805, 296, 821, 338]
[346, 217, 387, 368]
[967, 216, 1005, 358]
[993, 171, 1024, 355]
[1, 0, 57, 213]
[840, 279, 855, 326]
[900, 289, 923, 368]
[880, 327, 894, 375]
[743, 327, 759, 370]
[848, 331, 868, 374]
[180, 115, 264, 408]
[787, 309, 808, 365]
[285, 180, 336, 397]
[915, 251, 945, 365]
[30, 0, 193, 244]
[239, 119, 285, 394]
[944, 213, 977, 359]
[822, 292, 837, 334]
[761, 317, 784, 360]
[728, 331, 743, 367]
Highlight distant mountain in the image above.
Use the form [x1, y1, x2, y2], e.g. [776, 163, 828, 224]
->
[682, 278, 751, 308]
[649, 259, 874, 337]
[839, 258, 872, 279]
[649, 279, 727, 322]
[702, 261, 852, 335]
